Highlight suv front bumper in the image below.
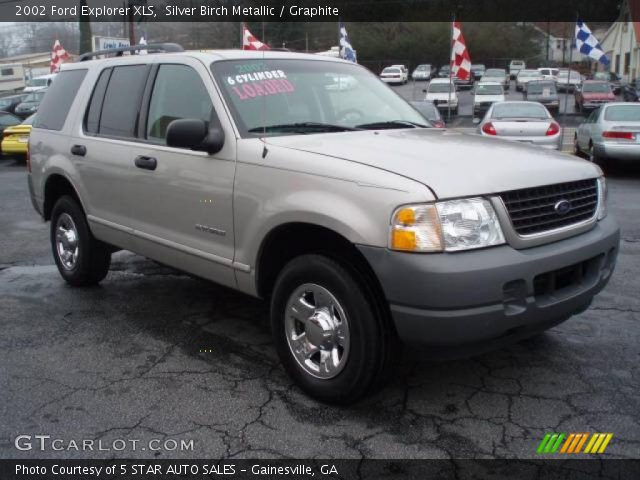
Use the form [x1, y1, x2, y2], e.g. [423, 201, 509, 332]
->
[358, 216, 619, 346]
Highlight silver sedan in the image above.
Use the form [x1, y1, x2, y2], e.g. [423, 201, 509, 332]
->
[476, 101, 561, 149]
[574, 102, 640, 164]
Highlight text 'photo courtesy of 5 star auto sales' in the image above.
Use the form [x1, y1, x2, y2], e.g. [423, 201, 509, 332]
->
[0, 1, 639, 480]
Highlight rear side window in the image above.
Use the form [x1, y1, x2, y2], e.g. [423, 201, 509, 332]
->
[33, 69, 87, 131]
[85, 69, 112, 134]
[96, 65, 148, 138]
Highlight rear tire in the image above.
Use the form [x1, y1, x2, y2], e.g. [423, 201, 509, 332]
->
[573, 135, 583, 158]
[589, 143, 604, 167]
[50, 195, 111, 286]
[270, 254, 396, 404]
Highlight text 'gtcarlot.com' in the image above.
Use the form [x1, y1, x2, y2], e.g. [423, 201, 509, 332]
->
[14, 435, 194, 452]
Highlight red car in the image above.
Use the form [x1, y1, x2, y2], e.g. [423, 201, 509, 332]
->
[574, 80, 615, 113]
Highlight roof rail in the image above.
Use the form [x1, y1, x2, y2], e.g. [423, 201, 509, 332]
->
[78, 43, 184, 62]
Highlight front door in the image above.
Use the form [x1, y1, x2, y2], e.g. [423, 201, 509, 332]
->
[130, 60, 237, 287]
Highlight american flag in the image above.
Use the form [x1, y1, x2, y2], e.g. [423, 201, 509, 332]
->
[50, 40, 70, 73]
[450, 21, 471, 81]
[243, 25, 269, 51]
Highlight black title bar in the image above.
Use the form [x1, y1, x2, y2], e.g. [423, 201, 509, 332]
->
[0, 0, 628, 22]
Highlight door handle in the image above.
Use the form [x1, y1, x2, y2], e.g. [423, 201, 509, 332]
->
[70, 144, 86, 156]
[134, 155, 157, 171]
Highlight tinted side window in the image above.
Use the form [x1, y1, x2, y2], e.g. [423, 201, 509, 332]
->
[85, 68, 112, 134]
[33, 69, 87, 131]
[146, 64, 213, 144]
[99, 65, 148, 138]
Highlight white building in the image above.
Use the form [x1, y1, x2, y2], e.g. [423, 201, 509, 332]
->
[601, 0, 640, 81]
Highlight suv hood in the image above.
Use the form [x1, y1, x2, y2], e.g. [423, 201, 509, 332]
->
[265, 129, 599, 199]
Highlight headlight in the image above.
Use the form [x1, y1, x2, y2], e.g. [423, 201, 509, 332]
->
[597, 176, 608, 220]
[390, 198, 505, 252]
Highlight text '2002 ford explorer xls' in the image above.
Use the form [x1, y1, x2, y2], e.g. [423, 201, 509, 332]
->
[27, 45, 619, 404]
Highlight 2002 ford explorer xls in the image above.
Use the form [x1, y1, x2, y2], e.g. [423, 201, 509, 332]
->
[28, 45, 619, 403]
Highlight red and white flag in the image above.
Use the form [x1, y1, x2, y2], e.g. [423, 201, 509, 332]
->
[243, 25, 269, 51]
[450, 21, 471, 81]
[50, 40, 70, 73]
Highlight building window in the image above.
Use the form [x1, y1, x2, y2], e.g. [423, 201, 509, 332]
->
[0, 68, 14, 76]
[625, 52, 631, 74]
[616, 54, 621, 74]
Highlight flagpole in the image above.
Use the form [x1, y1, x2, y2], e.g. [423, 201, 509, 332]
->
[562, 15, 576, 152]
[448, 14, 455, 121]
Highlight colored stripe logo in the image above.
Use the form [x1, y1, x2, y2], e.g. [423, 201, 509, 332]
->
[537, 433, 613, 454]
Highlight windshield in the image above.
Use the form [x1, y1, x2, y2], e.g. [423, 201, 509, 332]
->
[527, 82, 556, 94]
[492, 103, 549, 119]
[475, 84, 503, 95]
[410, 101, 439, 120]
[212, 59, 426, 137]
[485, 69, 505, 76]
[428, 82, 454, 93]
[583, 82, 611, 93]
[24, 92, 45, 102]
[472, 64, 485, 70]
[416, 65, 430, 71]
[558, 70, 581, 80]
[27, 78, 48, 87]
[382, 67, 400, 74]
[518, 70, 540, 77]
[604, 105, 640, 121]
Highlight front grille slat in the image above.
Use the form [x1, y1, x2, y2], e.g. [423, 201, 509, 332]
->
[500, 179, 599, 236]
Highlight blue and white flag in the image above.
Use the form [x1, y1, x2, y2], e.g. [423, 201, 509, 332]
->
[575, 21, 610, 66]
[339, 21, 357, 63]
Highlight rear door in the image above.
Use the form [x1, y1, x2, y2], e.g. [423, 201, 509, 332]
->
[74, 63, 151, 244]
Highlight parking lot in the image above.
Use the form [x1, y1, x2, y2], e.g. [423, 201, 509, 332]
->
[1, 127, 640, 460]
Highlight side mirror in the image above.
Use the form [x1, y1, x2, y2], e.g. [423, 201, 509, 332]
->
[166, 119, 224, 154]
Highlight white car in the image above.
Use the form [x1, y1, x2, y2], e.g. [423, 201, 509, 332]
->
[412, 64, 434, 81]
[537, 67, 559, 82]
[509, 59, 526, 79]
[23, 74, 56, 93]
[473, 82, 505, 118]
[392, 65, 409, 82]
[380, 66, 406, 85]
[425, 78, 458, 115]
[516, 69, 545, 92]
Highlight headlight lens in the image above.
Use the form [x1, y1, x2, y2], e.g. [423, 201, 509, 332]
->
[391, 198, 505, 252]
[597, 176, 608, 220]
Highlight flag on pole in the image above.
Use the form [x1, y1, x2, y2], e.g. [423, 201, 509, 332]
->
[339, 21, 357, 62]
[243, 25, 269, 51]
[575, 21, 610, 66]
[450, 21, 471, 80]
[50, 40, 70, 73]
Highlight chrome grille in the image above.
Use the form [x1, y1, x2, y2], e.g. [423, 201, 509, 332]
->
[500, 179, 598, 236]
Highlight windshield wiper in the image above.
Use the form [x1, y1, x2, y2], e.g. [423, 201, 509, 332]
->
[355, 120, 429, 130]
[248, 122, 361, 133]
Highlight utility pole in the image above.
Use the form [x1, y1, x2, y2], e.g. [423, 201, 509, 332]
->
[79, 0, 92, 54]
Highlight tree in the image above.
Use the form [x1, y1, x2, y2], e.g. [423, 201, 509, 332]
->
[79, 0, 92, 54]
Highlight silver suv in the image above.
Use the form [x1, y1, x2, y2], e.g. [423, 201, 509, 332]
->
[28, 45, 620, 404]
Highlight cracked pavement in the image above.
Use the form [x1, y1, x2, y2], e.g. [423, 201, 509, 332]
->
[0, 157, 639, 460]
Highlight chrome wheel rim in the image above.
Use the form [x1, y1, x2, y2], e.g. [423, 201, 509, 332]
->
[284, 283, 350, 379]
[55, 213, 79, 270]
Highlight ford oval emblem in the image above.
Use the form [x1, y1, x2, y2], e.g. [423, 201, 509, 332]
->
[554, 199, 571, 215]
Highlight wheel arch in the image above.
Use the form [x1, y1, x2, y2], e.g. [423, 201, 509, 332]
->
[255, 222, 389, 310]
[43, 173, 85, 221]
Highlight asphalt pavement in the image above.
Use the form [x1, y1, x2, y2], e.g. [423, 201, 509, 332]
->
[1, 141, 639, 459]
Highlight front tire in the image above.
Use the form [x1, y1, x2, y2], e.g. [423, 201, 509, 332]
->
[270, 254, 395, 404]
[50, 195, 111, 286]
